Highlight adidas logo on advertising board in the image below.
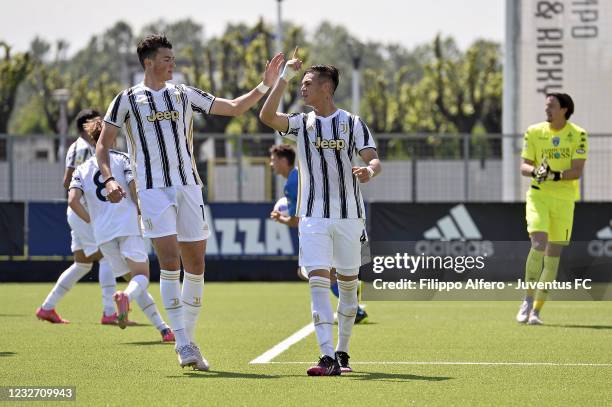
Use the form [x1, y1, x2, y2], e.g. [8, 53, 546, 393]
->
[415, 204, 494, 256]
[588, 221, 612, 257]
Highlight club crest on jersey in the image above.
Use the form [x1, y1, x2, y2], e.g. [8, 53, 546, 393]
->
[339, 121, 348, 134]
[552, 136, 560, 146]
[314, 137, 346, 151]
[147, 110, 180, 122]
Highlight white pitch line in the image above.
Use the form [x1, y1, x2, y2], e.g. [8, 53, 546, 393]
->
[260, 361, 612, 367]
[249, 322, 315, 364]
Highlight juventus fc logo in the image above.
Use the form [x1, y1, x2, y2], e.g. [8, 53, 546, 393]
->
[339, 121, 348, 134]
[193, 297, 201, 305]
[171, 298, 179, 307]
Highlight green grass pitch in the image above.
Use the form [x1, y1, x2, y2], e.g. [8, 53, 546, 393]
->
[1, 282, 611, 406]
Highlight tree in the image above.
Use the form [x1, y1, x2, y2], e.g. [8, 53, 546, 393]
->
[21, 38, 122, 134]
[429, 35, 502, 134]
[181, 19, 308, 134]
[0, 42, 33, 133]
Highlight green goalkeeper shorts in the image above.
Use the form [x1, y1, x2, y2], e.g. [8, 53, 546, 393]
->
[525, 188, 575, 245]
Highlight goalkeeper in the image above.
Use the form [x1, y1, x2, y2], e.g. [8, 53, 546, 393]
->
[516, 93, 588, 325]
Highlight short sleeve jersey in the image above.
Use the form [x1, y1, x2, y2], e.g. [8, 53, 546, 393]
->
[282, 109, 376, 219]
[521, 121, 588, 201]
[104, 82, 216, 191]
[70, 151, 140, 245]
[65, 137, 94, 169]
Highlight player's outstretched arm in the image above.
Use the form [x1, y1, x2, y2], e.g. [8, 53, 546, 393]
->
[260, 50, 303, 132]
[353, 148, 381, 183]
[68, 188, 91, 223]
[96, 123, 125, 203]
[209, 52, 284, 117]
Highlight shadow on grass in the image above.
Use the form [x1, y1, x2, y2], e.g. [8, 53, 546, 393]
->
[168, 371, 282, 380]
[344, 371, 453, 383]
[99, 323, 151, 328]
[0, 314, 27, 317]
[0, 352, 17, 357]
[543, 323, 612, 330]
[122, 341, 174, 346]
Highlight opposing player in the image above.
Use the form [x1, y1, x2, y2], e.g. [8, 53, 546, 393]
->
[69, 118, 174, 341]
[36, 109, 118, 324]
[260, 53, 381, 376]
[516, 93, 587, 325]
[269, 144, 369, 322]
[97, 34, 283, 370]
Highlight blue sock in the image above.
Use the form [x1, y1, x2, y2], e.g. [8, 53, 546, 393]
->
[330, 282, 339, 298]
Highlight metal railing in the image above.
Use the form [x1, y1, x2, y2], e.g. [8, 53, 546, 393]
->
[1, 133, 610, 202]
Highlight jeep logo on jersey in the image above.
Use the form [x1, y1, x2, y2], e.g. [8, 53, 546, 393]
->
[147, 110, 179, 122]
[415, 204, 494, 256]
[314, 137, 346, 150]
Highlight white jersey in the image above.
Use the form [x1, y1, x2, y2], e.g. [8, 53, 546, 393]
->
[282, 109, 376, 219]
[66, 137, 94, 220]
[103, 82, 216, 191]
[65, 137, 94, 169]
[69, 151, 141, 245]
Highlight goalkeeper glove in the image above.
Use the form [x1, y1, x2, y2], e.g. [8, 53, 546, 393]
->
[532, 158, 562, 183]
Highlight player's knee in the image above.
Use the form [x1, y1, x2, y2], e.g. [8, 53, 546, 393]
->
[530, 235, 547, 251]
[306, 266, 330, 279]
[182, 257, 205, 275]
[335, 268, 359, 280]
[157, 252, 181, 270]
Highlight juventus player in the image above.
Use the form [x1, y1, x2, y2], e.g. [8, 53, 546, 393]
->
[97, 34, 284, 370]
[36, 109, 118, 325]
[260, 51, 381, 376]
[69, 118, 174, 342]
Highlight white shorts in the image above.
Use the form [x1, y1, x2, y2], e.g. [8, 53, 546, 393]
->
[138, 185, 210, 242]
[67, 209, 98, 257]
[99, 235, 148, 278]
[298, 217, 366, 271]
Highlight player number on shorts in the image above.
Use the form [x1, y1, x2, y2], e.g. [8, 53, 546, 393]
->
[93, 170, 108, 202]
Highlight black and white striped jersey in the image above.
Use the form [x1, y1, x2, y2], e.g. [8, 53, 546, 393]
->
[282, 109, 376, 219]
[103, 82, 216, 191]
[66, 137, 94, 169]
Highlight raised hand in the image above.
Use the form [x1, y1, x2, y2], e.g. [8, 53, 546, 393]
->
[263, 52, 285, 87]
[280, 47, 303, 82]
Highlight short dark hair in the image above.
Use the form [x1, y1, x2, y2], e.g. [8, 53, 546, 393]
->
[137, 34, 173, 68]
[75, 109, 101, 134]
[547, 93, 574, 119]
[270, 144, 296, 167]
[304, 65, 339, 94]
